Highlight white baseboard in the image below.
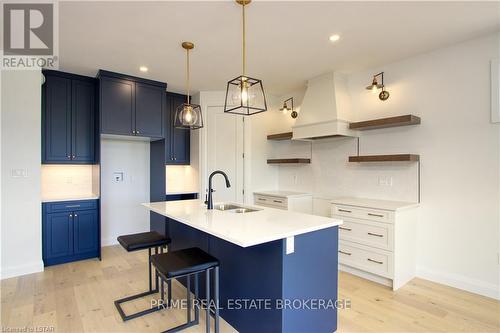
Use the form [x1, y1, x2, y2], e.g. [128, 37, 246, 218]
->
[416, 266, 500, 300]
[339, 264, 393, 288]
[0, 260, 44, 280]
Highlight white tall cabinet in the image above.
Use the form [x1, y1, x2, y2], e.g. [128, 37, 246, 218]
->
[331, 197, 419, 290]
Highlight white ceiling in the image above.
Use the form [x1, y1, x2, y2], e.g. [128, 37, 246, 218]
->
[59, 1, 500, 95]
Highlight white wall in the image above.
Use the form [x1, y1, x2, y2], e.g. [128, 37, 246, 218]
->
[100, 139, 150, 246]
[276, 34, 500, 299]
[1, 70, 44, 279]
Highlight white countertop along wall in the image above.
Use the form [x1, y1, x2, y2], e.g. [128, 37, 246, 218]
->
[143, 200, 342, 248]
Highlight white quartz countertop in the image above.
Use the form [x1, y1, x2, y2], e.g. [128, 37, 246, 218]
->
[331, 197, 419, 211]
[253, 190, 313, 198]
[42, 194, 100, 203]
[143, 200, 342, 248]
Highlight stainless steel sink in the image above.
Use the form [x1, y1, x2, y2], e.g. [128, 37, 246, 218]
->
[214, 203, 261, 213]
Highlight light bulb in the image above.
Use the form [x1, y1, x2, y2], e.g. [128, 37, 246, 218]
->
[371, 84, 378, 94]
[179, 105, 197, 126]
[282, 107, 288, 114]
[241, 86, 248, 104]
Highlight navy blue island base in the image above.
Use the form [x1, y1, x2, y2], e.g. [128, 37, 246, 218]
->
[156, 216, 339, 333]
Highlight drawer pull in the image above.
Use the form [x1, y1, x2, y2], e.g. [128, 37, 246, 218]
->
[367, 232, 383, 237]
[257, 198, 266, 201]
[339, 226, 352, 231]
[273, 200, 283, 203]
[65, 204, 81, 208]
[367, 258, 383, 264]
[339, 250, 352, 256]
[367, 213, 384, 218]
[338, 209, 352, 213]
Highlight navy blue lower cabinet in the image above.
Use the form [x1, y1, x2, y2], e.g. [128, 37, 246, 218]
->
[42, 200, 99, 266]
[165, 218, 339, 333]
[73, 209, 98, 255]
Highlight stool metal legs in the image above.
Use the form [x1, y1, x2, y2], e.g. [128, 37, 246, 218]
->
[214, 266, 219, 333]
[161, 267, 219, 333]
[114, 246, 170, 321]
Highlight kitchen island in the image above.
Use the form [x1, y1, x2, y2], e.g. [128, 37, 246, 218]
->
[143, 200, 342, 333]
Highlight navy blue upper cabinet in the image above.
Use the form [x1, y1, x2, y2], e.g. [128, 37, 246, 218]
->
[98, 70, 166, 138]
[166, 92, 190, 165]
[100, 76, 135, 135]
[42, 70, 96, 164]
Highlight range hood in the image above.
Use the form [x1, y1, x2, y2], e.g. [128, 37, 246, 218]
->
[292, 72, 357, 140]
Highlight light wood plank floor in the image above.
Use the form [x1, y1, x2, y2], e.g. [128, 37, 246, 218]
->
[1, 245, 499, 333]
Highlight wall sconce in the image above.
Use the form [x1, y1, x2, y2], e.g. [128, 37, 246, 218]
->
[366, 72, 390, 101]
[280, 97, 298, 119]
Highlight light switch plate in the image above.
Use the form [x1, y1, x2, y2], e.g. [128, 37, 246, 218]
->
[11, 168, 28, 178]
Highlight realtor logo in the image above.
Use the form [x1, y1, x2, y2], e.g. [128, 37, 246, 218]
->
[4, 3, 53, 55]
[2, 2, 58, 69]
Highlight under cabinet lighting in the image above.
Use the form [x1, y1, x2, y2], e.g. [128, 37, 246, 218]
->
[139, 66, 148, 72]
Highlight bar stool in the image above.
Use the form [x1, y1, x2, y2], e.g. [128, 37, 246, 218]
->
[114, 231, 171, 321]
[151, 247, 220, 333]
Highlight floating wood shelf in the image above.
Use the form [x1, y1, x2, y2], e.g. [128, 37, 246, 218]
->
[349, 154, 420, 162]
[267, 158, 311, 164]
[349, 115, 421, 130]
[267, 132, 293, 141]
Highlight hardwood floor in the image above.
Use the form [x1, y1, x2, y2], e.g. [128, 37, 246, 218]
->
[1, 245, 499, 333]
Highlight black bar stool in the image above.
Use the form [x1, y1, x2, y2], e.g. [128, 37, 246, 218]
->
[115, 231, 171, 321]
[151, 247, 220, 333]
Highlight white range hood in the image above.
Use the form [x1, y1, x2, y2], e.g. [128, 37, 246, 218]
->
[292, 72, 357, 140]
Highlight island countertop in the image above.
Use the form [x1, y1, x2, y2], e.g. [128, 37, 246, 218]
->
[143, 199, 342, 247]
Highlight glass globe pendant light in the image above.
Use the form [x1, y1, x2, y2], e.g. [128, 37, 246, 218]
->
[174, 42, 203, 129]
[224, 0, 267, 115]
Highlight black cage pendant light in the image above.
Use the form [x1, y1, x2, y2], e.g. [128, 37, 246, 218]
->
[224, 0, 267, 116]
[174, 42, 203, 129]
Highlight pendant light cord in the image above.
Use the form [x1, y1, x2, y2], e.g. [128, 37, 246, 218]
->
[186, 48, 190, 104]
[242, 1, 246, 78]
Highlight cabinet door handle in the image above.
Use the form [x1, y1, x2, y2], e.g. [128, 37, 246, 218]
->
[367, 232, 383, 237]
[257, 198, 266, 201]
[69, 214, 73, 218]
[273, 200, 283, 203]
[74, 213, 78, 217]
[67, 155, 71, 159]
[72, 155, 76, 159]
[368, 213, 384, 218]
[367, 258, 383, 264]
[132, 130, 136, 134]
[65, 205, 81, 208]
[339, 250, 352, 256]
[173, 156, 177, 161]
[338, 209, 352, 213]
[339, 226, 352, 231]
[136, 130, 140, 134]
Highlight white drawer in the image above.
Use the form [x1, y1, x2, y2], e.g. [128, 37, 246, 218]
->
[337, 217, 393, 251]
[254, 195, 288, 209]
[338, 241, 393, 278]
[332, 204, 392, 223]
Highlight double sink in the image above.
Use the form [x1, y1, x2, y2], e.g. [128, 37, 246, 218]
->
[214, 203, 261, 214]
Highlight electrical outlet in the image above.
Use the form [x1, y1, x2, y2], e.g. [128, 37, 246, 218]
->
[113, 172, 124, 182]
[378, 176, 393, 186]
